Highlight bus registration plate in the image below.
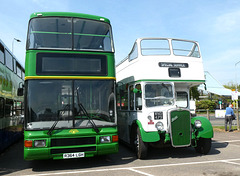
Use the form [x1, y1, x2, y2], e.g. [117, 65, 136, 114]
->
[154, 112, 163, 120]
[63, 152, 85, 159]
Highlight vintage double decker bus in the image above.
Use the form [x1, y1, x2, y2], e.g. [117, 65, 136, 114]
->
[22, 12, 118, 160]
[116, 38, 213, 159]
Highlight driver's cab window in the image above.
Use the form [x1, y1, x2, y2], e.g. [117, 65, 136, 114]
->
[176, 92, 188, 108]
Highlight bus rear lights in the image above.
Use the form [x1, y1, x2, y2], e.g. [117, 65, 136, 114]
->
[194, 120, 202, 128]
[155, 122, 164, 131]
[34, 140, 46, 147]
[24, 140, 33, 148]
[100, 136, 111, 143]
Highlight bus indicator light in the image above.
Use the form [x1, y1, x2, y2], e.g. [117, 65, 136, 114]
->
[24, 140, 33, 148]
[112, 135, 118, 142]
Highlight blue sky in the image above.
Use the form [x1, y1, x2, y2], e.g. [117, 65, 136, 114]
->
[1, 0, 240, 85]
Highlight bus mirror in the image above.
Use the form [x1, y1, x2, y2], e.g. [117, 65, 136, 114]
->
[17, 82, 24, 96]
[133, 88, 141, 94]
[133, 88, 138, 93]
[17, 88, 24, 96]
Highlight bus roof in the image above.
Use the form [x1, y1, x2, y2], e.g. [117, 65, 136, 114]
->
[0, 39, 24, 69]
[30, 12, 111, 24]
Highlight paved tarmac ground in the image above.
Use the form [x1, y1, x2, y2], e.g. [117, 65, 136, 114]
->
[0, 131, 240, 176]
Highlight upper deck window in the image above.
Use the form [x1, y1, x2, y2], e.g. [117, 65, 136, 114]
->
[5, 50, 13, 71]
[129, 43, 138, 61]
[172, 40, 200, 58]
[27, 17, 113, 52]
[141, 39, 170, 56]
[0, 43, 4, 64]
[73, 19, 112, 51]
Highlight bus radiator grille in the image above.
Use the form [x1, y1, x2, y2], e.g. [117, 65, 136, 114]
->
[170, 110, 191, 147]
[51, 137, 96, 147]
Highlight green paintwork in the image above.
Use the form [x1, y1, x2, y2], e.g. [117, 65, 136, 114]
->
[30, 12, 111, 24]
[170, 110, 191, 146]
[0, 62, 24, 101]
[191, 116, 214, 139]
[24, 12, 117, 160]
[136, 120, 160, 142]
[25, 50, 115, 78]
[24, 127, 118, 160]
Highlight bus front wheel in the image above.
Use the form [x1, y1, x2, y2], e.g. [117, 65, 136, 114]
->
[195, 138, 212, 154]
[134, 127, 148, 159]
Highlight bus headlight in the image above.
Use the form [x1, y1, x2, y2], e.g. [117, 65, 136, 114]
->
[100, 136, 111, 143]
[34, 140, 46, 147]
[194, 120, 202, 128]
[155, 122, 164, 131]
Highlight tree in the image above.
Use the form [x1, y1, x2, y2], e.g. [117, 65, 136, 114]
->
[190, 86, 200, 100]
[223, 81, 240, 90]
[196, 100, 216, 110]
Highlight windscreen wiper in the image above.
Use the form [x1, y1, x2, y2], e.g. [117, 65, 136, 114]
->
[47, 109, 61, 135]
[47, 120, 59, 135]
[76, 87, 99, 133]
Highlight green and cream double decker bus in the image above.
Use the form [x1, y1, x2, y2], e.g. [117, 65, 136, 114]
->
[0, 39, 24, 153]
[22, 12, 118, 160]
[116, 38, 213, 159]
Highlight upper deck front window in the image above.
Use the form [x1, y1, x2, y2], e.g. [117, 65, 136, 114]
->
[27, 17, 113, 52]
[140, 39, 200, 58]
[172, 39, 200, 58]
[141, 39, 170, 56]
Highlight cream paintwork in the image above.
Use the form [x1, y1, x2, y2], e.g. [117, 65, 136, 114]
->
[116, 38, 205, 144]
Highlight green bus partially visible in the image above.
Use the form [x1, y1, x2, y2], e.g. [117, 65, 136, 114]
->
[23, 12, 118, 160]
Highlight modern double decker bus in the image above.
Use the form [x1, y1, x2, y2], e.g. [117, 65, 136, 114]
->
[0, 39, 25, 152]
[22, 12, 118, 160]
[116, 38, 213, 159]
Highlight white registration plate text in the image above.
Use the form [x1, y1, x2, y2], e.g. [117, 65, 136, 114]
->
[63, 152, 85, 159]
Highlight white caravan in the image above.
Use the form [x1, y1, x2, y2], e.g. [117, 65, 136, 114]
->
[116, 38, 213, 159]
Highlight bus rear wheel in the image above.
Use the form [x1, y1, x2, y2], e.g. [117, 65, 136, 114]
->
[134, 127, 148, 159]
[195, 138, 212, 154]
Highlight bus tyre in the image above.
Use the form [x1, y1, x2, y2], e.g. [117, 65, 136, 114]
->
[135, 128, 148, 159]
[195, 138, 212, 154]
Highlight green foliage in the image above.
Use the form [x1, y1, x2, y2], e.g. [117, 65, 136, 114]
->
[190, 86, 200, 100]
[196, 100, 216, 110]
[223, 82, 239, 90]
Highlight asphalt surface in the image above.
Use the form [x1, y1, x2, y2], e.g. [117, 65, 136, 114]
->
[0, 130, 240, 176]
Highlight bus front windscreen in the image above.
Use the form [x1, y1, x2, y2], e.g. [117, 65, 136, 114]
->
[25, 80, 116, 130]
[144, 83, 174, 107]
[27, 17, 113, 52]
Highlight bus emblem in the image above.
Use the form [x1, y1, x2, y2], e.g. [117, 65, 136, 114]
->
[171, 116, 179, 123]
[69, 129, 79, 134]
